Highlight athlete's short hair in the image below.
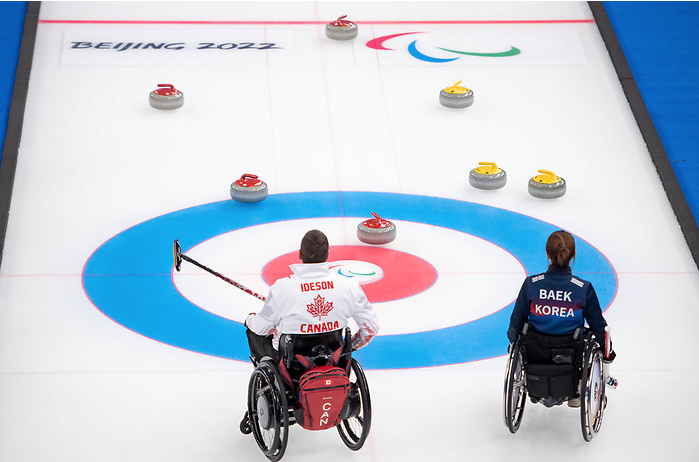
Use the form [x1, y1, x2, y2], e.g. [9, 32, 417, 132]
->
[546, 230, 576, 268]
[300, 230, 329, 263]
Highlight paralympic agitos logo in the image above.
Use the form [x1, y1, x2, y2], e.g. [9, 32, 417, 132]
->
[366, 32, 520, 63]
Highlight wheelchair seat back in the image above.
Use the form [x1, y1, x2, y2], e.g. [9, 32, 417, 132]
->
[522, 328, 584, 401]
[279, 328, 351, 381]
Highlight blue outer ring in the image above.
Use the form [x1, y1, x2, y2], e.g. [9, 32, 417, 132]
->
[82, 191, 617, 369]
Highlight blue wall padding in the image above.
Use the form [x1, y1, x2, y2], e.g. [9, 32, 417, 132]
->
[0, 1, 27, 167]
[603, 1, 699, 219]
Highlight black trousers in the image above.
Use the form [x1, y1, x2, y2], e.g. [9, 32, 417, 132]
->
[246, 328, 279, 363]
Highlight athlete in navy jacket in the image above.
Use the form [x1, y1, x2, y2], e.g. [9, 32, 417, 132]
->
[507, 230, 610, 347]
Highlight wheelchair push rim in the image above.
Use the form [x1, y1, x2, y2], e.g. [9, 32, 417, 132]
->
[503, 339, 527, 433]
[580, 344, 606, 442]
[337, 358, 372, 450]
[247, 359, 290, 461]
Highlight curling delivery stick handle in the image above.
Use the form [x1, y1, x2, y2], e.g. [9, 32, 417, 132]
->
[181, 254, 267, 301]
[173, 239, 266, 302]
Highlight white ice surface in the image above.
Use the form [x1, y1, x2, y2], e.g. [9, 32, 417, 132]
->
[1, 2, 698, 461]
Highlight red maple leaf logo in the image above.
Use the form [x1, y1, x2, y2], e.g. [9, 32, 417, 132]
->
[307, 295, 334, 319]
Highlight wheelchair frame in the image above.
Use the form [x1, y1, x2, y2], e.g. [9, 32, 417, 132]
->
[242, 328, 372, 461]
[503, 324, 607, 442]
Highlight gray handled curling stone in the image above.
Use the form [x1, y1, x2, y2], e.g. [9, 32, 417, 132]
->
[326, 15, 358, 40]
[439, 81, 474, 109]
[230, 173, 268, 202]
[357, 212, 396, 245]
[528, 169, 567, 199]
[149, 83, 184, 110]
[469, 162, 507, 190]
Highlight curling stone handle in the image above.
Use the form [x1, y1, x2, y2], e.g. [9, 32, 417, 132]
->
[537, 169, 558, 180]
[479, 161, 498, 169]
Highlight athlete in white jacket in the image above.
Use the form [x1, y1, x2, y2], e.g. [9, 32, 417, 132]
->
[245, 230, 380, 361]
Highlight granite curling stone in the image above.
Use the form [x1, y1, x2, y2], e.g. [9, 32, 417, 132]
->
[528, 169, 566, 199]
[439, 81, 474, 109]
[469, 162, 507, 190]
[230, 173, 268, 202]
[149, 83, 184, 110]
[357, 212, 396, 245]
[326, 15, 358, 40]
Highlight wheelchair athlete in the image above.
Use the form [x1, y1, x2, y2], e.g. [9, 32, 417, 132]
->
[244, 229, 380, 363]
[507, 230, 616, 408]
[241, 229, 379, 460]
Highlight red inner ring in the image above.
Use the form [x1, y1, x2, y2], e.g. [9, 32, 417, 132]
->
[262, 245, 437, 303]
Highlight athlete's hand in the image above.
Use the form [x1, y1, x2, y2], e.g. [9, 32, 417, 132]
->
[244, 312, 256, 328]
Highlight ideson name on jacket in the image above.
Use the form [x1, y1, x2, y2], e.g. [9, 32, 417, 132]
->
[300, 281, 334, 292]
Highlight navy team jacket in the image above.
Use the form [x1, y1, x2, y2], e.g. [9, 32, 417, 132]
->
[507, 266, 607, 343]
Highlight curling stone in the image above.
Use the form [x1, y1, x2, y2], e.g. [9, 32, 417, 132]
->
[528, 169, 566, 199]
[326, 15, 358, 40]
[149, 83, 184, 110]
[357, 212, 396, 245]
[230, 173, 268, 202]
[469, 162, 507, 190]
[439, 81, 474, 109]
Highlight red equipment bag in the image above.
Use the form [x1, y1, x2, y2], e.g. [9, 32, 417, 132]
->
[296, 365, 350, 430]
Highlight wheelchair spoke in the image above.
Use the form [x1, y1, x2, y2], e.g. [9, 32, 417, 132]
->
[504, 340, 526, 433]
[247, 360, 289, 461]
[581, 345, 605, 442]
[338, 359, 371, 451]
[255, 384, 272, 396]
[342, 415, 364, 442]
[259, 426, 276, 450]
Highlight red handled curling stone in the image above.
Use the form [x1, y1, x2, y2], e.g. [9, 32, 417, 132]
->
[149, 83, 184, 110]
[357, 212, 396, 245]
[230, 174, 268, 202]
[326, 15, 358, 40]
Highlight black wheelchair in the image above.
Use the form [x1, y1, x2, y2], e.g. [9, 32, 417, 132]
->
[503, 324, 607, 442]
[240, 328, 371, 461]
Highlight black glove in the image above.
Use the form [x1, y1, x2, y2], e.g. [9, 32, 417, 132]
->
[604, 349, 616, 363]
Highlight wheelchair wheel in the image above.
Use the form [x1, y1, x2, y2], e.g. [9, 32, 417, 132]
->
[503, 339, 527, 433]
[337, 358, 372, 451]
[248, 359, 289, 461]
[580, 343, 605, 442]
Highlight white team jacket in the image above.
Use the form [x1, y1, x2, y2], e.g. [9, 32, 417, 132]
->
[247, 262, 380, 350]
